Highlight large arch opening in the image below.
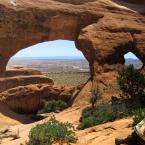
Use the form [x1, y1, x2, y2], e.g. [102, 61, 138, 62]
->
[7, 40, 90, 86]
[124, 52, 143, 69]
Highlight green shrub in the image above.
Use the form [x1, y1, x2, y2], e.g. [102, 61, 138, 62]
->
[39, 100, 68, 114]
[78, 103, 116, 130]
[112, 102, 130, 116]
[29, 116, 77, 145]
[78, 103, 130, 130]
[132, 108, 145, 126]
[78, 116, 97, 130]
[117, 65, 145, 106]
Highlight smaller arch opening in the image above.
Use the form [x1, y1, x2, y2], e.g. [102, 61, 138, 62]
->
[124, 52, 143, 69]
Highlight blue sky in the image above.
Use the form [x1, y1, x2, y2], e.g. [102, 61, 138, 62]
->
[13, 40, 83, 58]
[13, 40, 138, 59]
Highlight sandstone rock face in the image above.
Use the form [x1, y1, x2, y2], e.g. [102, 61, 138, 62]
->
[0, 85, 43, 114]
[6, 66, 42, 77]
[0, 66, 77, 114]
[0, 75, 53, 93]
[0, 84, 75, 114]
[0, 0, 144, 77]
[0, 102, 34, 128]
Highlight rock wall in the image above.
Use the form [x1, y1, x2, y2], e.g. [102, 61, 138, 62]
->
[0, 75, 53, 93]
[0, 84, 75, 114]
[0, 67, 77, 114]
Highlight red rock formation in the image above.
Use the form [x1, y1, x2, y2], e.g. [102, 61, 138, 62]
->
[6, 66, 42, 77]
[0, 0, 144, 112]
[0, 75, 53, 93]
[0, 0, 144, 77]
[0, 84, 75, 114]
[77, 13, 145, 75]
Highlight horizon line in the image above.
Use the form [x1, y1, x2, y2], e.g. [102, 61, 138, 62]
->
[11, 56, 139, 60]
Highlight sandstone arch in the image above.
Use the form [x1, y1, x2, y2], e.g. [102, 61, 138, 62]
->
[0, 0, 145, 77]
[77, 16, 145, 75]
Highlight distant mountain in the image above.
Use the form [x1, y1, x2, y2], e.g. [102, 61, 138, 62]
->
[126, 58, 141, 63]
[12, 56, 85, 60]
[9, 57, 142, 72]
[125, 58, 142, 69]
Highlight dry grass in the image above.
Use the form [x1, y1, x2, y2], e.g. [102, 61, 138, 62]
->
[44, 72, 90, 86]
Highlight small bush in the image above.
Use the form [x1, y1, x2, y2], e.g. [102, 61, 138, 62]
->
[117, 65, 145, 106]
[29, 116, 77, 145]
[78, 116, 97, 130]
[78, 103, 117, 130]
[78, 103, 130, 130]
[132, 108, 145, 126]
[112, 102, 130, 116]
[39, 100, 68, 114]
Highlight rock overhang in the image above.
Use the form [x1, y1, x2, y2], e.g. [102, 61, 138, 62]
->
[0, 0, 144, 77]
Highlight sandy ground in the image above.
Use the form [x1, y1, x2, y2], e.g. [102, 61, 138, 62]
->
[0, 103, 33, 129]
[0, 78, 133, 145]
[0, 105, 133, 145]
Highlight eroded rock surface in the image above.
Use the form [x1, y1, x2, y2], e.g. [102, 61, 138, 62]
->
[0, 0, 144, 77]
[6, 66, 42, 77]
[0, 75, 53, 93]
[0, 107, 133, 145]
[0, 83, 75, 114]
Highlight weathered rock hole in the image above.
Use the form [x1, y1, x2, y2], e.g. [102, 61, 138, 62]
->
[124, 52, 143, 69]
[8, 40, 90, 86]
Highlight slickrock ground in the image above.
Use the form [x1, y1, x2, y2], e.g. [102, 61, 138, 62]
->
[0, 102, 34, 128]
[0, 106, 133, 145]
